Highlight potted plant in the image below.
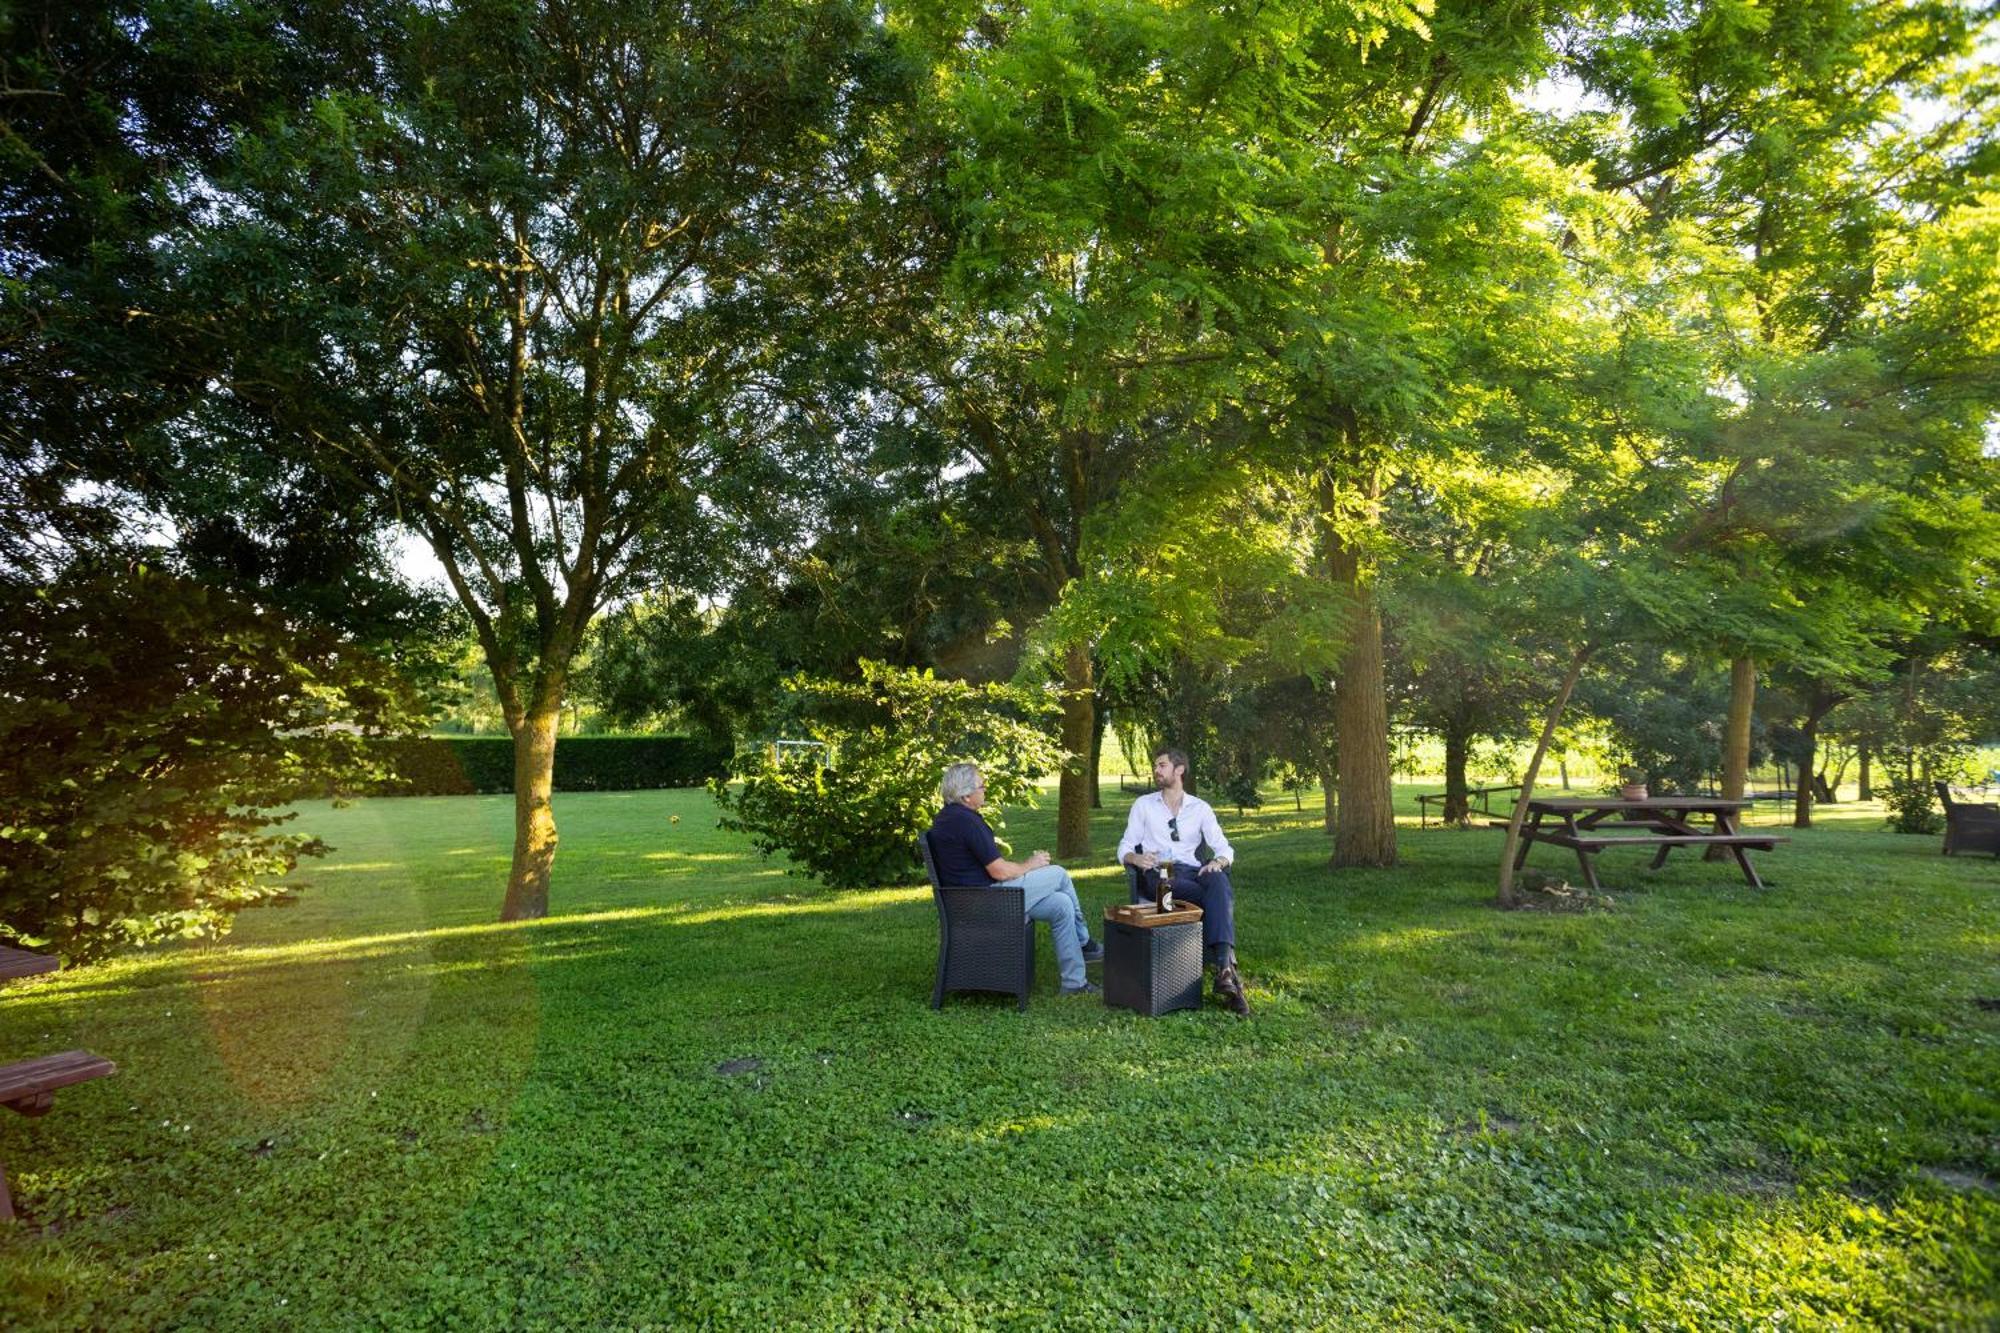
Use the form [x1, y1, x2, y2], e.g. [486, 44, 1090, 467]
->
[1617, 765, 1648, 801]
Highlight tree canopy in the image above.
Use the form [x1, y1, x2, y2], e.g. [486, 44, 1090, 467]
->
[5, 0, 1996, 922]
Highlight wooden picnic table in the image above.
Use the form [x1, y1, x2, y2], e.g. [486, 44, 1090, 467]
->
[1, 944, 116, 1222]
[0, 946, 59, 983]
[1511, 796, 1787, 892]
[1419, 782, 1521, 828]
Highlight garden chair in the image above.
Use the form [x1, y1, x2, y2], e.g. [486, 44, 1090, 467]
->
[1935, 782, 2000, 858]
[918, 832, 1034, 1011]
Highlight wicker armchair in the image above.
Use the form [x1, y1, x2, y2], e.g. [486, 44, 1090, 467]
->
[919, 832, 1034, 1010]
[1935, 782, 2000, 858]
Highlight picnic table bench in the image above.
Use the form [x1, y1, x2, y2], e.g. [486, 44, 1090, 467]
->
[1418, 782, 1520, 828]
[0, 946, 57, 982]
[1, 945, 116, 1222]
[1510, 796, 1786, 892]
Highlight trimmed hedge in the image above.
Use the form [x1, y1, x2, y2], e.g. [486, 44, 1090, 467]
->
[375, 736, 731, 795]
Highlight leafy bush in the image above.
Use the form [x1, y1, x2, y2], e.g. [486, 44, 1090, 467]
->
[1218, 770, 1263, 812]
[0, 567, 420, 963]
[1882, 775, 1944, 835]
[375, 736, 729, 794]
[1880, 745, 1972, 835]
[1577, 657, 1733, 795]
[713, 662, 1063, 889]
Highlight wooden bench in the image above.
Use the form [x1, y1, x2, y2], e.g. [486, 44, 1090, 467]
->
[1537, 833, 1781, 851]
[1541, 832, 1787, 889]
[0, 1051, 116, 1222]
[2, 947, 117, 1223]
[0, 945, 58, 982]
[1419, 783, 1521, 828]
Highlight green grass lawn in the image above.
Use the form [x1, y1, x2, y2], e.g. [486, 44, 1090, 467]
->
[2, 787, 1996, 1329]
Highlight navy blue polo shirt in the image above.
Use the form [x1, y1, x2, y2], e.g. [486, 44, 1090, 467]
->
[929, 802, 1003, 887]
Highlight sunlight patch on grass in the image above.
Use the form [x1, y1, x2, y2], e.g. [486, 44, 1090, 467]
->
[221, 905, 681, 963]
[1624, 1190, 1977, 1325]
[1352, 925, 1468, 954]
[968, 1111, 1086, 1142]
[669, 886, 926, 928]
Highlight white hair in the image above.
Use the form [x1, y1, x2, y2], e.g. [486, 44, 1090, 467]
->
[940, 762, 983, 805]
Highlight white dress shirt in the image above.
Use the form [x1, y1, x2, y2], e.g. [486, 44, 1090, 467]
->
[1117, 791, 1234, 869]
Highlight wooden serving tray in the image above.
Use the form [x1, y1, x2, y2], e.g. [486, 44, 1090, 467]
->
[1105, 902, 1203, 928]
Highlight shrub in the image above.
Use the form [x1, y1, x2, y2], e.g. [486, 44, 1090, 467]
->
[0, 567, 419, 963]
[374, 736, 729, 794]
[713, 662, 1063, 890]
[1218, 770, 1263, 813]
[1880, 746, 1972, 835]
[1883, 775, 1944, 835]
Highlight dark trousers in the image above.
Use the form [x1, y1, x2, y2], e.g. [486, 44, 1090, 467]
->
[1135, 864, 1236, 957]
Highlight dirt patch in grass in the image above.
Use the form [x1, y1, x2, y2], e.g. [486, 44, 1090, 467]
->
[1919, 1166, 1997, 1194]
[1717, 1170, 1797, 1199]
[1508, 875, 1615, 912]
[1313, 1006, 1376, 1035]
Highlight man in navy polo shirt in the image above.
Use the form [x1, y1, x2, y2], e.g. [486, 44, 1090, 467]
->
[929, 761, 1102, 995]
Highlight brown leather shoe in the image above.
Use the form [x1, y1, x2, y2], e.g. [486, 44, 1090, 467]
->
[1213, 964, 1250, 1016]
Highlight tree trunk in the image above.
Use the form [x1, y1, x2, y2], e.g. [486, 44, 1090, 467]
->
[1708, 656, 1755, 860]
[1327, 536, 1395, 868]
[1498, 646, 1594, 908]
[1558, 757, 1569, 791]
[1901, 658, 1919, 785]
[501, 702, 562, 921]
[1720, 657, 1754, 798]
[1056, 641, 1094, 859]
[1792, 718, 1818, 829]
[1858, 746, 1872, 800]
[1319, 755, 1338, 835]
[1442, 727, 1471, 826]
[1089, 705, 1106, 809]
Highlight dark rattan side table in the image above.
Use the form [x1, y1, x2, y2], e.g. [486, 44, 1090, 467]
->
[1102, 905, 1204, 1017]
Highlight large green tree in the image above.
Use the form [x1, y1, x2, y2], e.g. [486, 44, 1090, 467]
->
[1562, 0, 2000, 821]
[153, 0, 909, 919]
[0, 564, 418, 961]
[891, 0, 1274, 859]
[0, 0, 398, 575]
[927, 0, 1623, 869]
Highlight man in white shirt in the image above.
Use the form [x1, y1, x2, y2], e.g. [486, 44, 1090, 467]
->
[1117, 747, 1248, 1015]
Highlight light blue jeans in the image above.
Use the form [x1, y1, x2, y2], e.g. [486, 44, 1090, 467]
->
[994, 864, 1092, 988]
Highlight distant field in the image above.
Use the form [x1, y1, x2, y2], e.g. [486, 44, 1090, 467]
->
[2, 786, 1995, 1328]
